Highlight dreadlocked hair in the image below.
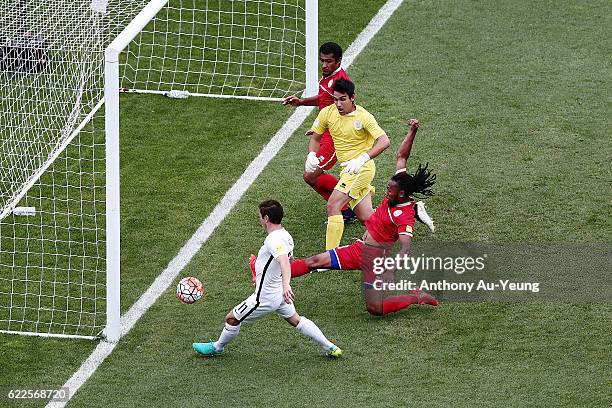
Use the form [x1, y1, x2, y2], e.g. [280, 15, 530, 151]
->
[391, 163, 436, 199]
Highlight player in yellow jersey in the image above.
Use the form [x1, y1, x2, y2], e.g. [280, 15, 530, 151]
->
[307, 78, 390, 250]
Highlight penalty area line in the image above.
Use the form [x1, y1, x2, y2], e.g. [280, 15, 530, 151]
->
[46, 0, 404, 406]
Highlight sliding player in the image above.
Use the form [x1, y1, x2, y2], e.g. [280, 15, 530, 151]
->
[283, 42, 356, 223]
[193, 200, 342, 358]
[286, 119, 439, 316]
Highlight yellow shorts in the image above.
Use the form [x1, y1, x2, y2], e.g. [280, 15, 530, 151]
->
[335, 160, 376, 209]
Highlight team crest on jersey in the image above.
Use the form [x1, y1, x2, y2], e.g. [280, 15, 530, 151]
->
[354, 120, 362, 130]
[393, 209, 403, 217]
[328, 79, 334, 88]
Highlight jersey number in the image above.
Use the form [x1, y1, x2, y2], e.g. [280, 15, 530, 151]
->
[236, 301, 248, 314]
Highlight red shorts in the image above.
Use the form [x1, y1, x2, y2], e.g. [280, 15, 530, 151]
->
[316, 130, 337, 171]
[329, 241, 387, 283]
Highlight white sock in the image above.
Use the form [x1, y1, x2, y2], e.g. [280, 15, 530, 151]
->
[214, 323, 240, 351]
[296, 317, 334, 350]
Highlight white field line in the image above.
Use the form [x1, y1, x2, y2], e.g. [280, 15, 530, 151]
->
[46, 1, 404, 406]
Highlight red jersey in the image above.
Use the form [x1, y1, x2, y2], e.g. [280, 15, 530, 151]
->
[365, 198, 415, 244]
[318, 68, 350, 110]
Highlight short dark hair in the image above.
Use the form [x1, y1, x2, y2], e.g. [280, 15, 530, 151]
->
[259, 200, 284, 224]
[319, 42, 342, 61]
[391, 163, 436, 198]
[332, 78, 355, 98]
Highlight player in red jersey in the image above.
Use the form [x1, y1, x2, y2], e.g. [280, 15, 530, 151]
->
[283, 42, 356, 222]
[286, 118, 439, 315]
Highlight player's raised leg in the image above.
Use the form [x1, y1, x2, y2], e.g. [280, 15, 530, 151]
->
[290, 250, 332, 277]
[290, 240, 363, 278]
[352, 191, 374, 224]
[252, 249, 337, 284]
[304, 165, 334, 201]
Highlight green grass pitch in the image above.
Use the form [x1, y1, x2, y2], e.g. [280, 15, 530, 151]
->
[1, 0, 610, 407]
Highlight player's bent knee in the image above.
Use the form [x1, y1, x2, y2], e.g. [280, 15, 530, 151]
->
[305, 253, 328, 269]
[356, 209, 372, 223]
[285, 313, 301, 327]
[353, 201, 374, 223]
[356, 214, 369, 224]
[305, 257, 318, 268]
[303, 171, 317, 185]
[366, 301, 384, 316]
[225, 311, 240, 326]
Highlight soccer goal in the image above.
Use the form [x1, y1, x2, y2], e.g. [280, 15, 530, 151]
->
[0, 0, 318, 342]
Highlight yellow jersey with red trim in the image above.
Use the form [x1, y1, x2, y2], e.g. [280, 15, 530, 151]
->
[311, 104, 385, 163]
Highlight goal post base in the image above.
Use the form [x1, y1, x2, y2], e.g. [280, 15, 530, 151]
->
[0, 329, 98, 341]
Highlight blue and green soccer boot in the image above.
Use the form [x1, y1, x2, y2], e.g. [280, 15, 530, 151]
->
[193, 342, 223, 356]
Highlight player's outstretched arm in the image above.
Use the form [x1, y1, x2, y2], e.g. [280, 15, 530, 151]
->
[396, 119, 419, 172]
[282, 94, 319, 107]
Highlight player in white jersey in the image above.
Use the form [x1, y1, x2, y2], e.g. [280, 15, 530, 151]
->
[193, 200, 342, 358]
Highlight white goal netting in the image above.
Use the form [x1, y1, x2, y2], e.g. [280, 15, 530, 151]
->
[0, 0, 310, 339]
[122, 0, 308, 99]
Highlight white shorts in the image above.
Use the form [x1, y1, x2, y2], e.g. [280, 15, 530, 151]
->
[232, 293, 296, 323]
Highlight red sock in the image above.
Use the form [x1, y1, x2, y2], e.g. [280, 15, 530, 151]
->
[312, 173, 349, 211]
[290, 259, 310, 278]
[381, 294, 418, 315]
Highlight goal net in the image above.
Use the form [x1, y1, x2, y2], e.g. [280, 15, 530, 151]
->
[0, 0, 316, 340]
[122, 0, 312, 100]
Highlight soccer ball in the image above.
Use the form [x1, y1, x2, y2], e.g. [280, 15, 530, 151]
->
[176, 276, 203, 304]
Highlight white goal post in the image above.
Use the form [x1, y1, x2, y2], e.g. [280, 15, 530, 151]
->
[0, 0, 318, 343]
